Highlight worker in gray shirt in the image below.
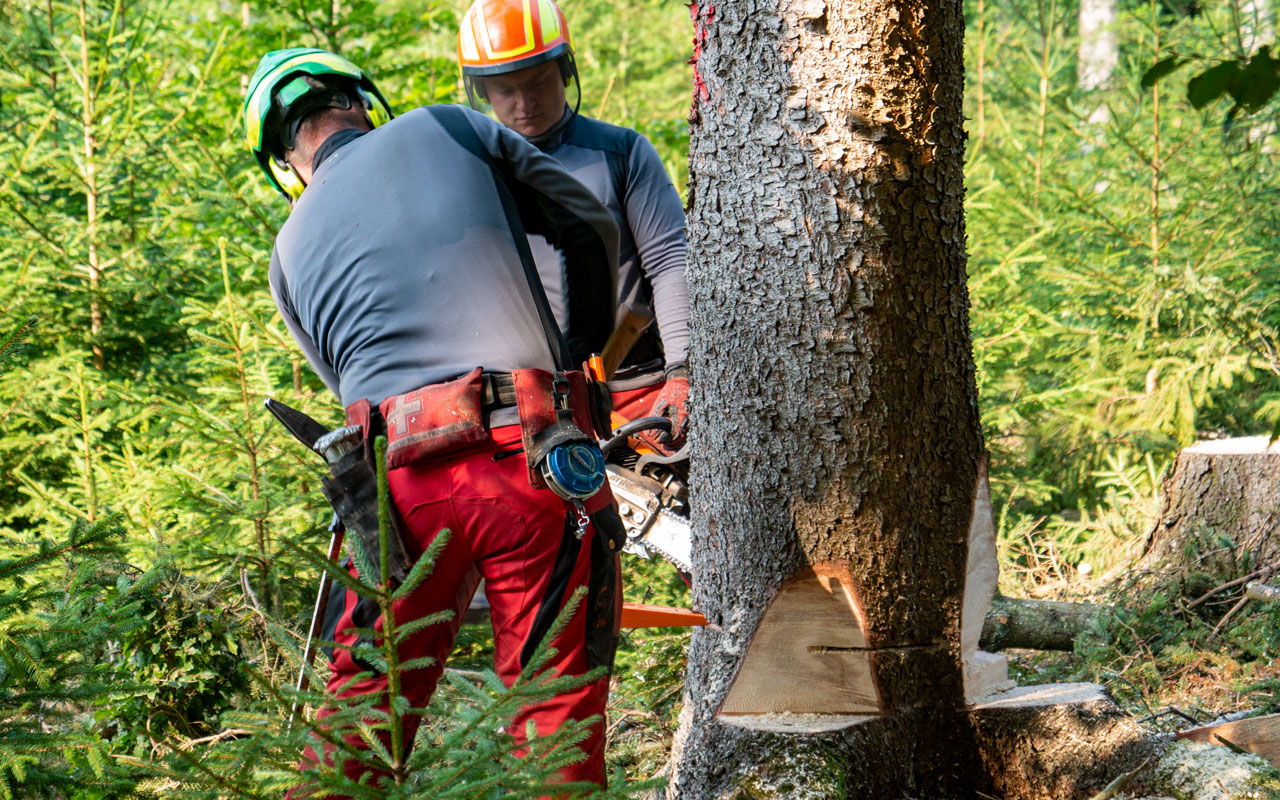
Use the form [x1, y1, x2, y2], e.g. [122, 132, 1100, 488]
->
[456, 0, 691, 452]
[243, 47, 623, 793]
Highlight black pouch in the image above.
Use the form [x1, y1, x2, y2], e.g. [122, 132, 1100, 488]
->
[320, 556, 382, 673]
[585, 506, 624, 672]
[319, 445, 411, 584]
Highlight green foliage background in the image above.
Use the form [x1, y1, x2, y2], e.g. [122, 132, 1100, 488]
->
[966, 0, 1280, 581]
[0, 0, 1279, 793]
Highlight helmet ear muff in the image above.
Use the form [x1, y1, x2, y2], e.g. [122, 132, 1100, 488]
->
[358, 85, 393, 129]
[269, 158, 306, 201]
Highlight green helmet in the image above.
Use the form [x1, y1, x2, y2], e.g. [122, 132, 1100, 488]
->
[242, 48, 394, 200]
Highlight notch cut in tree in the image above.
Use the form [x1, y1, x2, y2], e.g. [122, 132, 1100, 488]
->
[669, 0, 1150, 797]
[715, 463, 1012, 725]
[717, 563, 881, 722]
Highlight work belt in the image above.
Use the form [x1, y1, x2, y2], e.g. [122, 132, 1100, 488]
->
[480, 372, 517, 410]
[348, 372, 516, 443]
[356, 365, 615, 507]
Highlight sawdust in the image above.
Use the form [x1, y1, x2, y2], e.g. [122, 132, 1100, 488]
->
[1124, 740, 1280, 800]
[717, 710, 879, 733]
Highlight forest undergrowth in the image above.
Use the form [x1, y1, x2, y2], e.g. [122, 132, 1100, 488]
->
[3, 0, 1280, 795]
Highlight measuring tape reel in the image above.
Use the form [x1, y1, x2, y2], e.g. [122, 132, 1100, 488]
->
[530, 417, 606, 502]
[540, 438, 606, 500]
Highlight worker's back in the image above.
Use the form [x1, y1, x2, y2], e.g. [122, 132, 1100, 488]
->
[269, 105, 618, 408]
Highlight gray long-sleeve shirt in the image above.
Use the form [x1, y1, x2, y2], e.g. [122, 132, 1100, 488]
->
[528, 112, 689, 379]
[268, 105, 619, 409]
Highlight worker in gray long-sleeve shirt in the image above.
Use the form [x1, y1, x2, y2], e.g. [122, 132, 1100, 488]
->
[269, 101, 618, 411]
[456, 0, 691, 452]
[243, 47, 624, 794]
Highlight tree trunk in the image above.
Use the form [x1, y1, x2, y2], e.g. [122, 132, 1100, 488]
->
[1078, 0, 1117, 92]
[674, 0, 990, 796]
[670, 1, 1149, 797]
[1243, 0, 1271, 52]
[1143, 436, 1280, 581]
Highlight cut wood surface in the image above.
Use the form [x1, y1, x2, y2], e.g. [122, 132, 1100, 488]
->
[962, 461, 999, 658]
[969, 682, 1108, 710]
[963, 463, 1009, 703]
[1143, 436, 1280, 579]
[1246, 581, 1280, 603]
[1177, 713, 1280, 769]
[717, 564, 881, 718]
[965, 650, 1014, 702]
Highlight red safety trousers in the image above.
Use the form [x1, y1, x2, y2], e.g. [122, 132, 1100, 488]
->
[285, 422, 620, 797]
[609, 380, 665, 425]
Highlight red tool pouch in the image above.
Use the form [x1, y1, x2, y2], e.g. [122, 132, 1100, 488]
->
[367, 367, 488, 470]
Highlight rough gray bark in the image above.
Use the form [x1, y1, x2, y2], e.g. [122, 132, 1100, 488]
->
[1142, 437, 1280, 581]
[672, 0, 987, 796]
[970, 688, 1154, 800]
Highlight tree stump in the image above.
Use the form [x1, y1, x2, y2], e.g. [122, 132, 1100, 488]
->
[969, 684, 1155, 800]
[1143, 436, 1280, 581]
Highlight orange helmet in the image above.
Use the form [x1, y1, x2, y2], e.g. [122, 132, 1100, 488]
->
[457, 0, 578, 106]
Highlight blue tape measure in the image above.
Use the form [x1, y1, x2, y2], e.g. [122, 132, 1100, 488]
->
[540, 440, 606, 500]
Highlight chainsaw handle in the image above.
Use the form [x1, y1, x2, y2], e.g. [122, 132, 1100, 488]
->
[636, 442, 691, 469]
[602, 416, 672, 455]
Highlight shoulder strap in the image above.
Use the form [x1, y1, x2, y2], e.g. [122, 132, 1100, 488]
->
[605, 131, 636, 208]
[433, 105, 574, 371]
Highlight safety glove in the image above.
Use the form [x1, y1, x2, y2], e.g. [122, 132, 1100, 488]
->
[643, 365, 690, 454]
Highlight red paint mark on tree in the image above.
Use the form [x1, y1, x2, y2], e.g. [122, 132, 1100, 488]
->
[688, 2, 714, 122]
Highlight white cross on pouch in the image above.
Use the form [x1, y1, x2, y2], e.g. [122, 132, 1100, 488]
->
[385, 395, 423, 437]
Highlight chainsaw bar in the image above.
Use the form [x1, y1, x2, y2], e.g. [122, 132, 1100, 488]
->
[605, 463, 693, 574]
[636, 510, 692, 574]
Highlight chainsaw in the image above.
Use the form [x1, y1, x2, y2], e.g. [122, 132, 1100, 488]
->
[600, 415, 692, 577]
[591, 309, 694, 578]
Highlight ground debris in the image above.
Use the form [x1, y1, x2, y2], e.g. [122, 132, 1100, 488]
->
[1123, 740, 1280, 800]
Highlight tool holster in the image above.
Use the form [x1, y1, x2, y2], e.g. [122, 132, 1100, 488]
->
[318, 435, 411, 584]
[262, 398, 413, 586]
[338, 400, 414, 584]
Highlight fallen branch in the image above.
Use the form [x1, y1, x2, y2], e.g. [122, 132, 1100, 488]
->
[1215, 734, 1248, 755]
[1137, 706, 1201, 725]
[1210, 593, 1251, 638]
[1087, 757, 1150, 800]
[1186, 563, 1279, 609]
[980, 594, 1105, 652]
[1246, 581, 1280, 603]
